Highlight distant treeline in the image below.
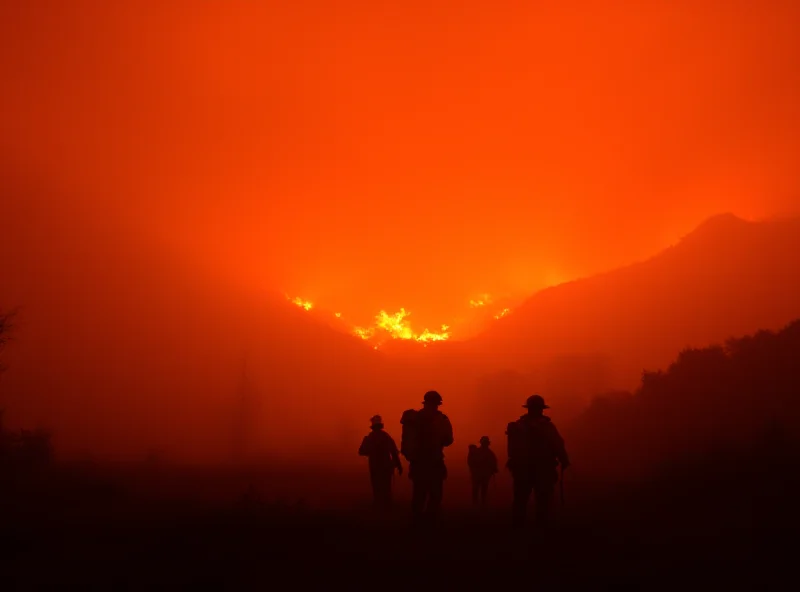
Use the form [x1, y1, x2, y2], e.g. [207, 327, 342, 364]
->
[1, 308, 53, 474]
[567, 319, 800, 480]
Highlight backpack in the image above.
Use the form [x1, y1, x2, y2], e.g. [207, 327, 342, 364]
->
[506, 418, 557, 471]
[467, 446, 478, 470]
[402, 408, 450, 463]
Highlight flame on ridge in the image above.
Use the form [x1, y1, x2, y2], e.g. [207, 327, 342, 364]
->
[354, 327, 376, 340]
[353, 308, 450, 344]
[469, 294, 492, 308]
[288, 295, 313, 311]
[284, 294, 474, 346]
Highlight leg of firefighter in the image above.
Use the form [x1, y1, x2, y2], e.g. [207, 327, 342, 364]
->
[384, 472, 393, 509]
[427, 476, 444, 524]
[372, 471, 392, 510]
[512, 478, 533, 527]
[472, 478, 480, 506]
[411, 472, 429, 526]
[369, 471, 381, 508]
[533, 481, 554, 530]
[479, 479, 489, 508]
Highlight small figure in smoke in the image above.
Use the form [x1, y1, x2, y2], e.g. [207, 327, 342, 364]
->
[467, 436, 498, 508]
[358, 415, 403, 509]
[506, 395, 570, 530]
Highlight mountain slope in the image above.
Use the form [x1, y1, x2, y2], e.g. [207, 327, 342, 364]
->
[0, 183, 385, 461]
[464, 213, 800, 389]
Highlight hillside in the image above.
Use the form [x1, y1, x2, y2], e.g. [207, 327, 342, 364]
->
[463, 214, 800, 390]
[565, 317, 800, 480]
[0, 184, 386, 460]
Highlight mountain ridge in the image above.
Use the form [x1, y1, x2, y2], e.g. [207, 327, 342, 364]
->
[460, 212, 800, 390]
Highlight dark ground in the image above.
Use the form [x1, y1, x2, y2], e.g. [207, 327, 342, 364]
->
[1, 461, 797, 590]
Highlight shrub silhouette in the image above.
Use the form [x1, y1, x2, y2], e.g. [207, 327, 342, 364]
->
[1, 309, 55, 476]
[568, 319, 800, 481]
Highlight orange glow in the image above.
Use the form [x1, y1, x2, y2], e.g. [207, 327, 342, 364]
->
[2, 0, 795, 337]
[2, 1, 799, 465]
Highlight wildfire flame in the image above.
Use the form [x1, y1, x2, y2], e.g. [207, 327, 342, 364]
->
[469, 294, 492, 308]
[375, 308, 414, 340]
[352, 309, 450, 344]
[288, 296, 313, 311]
[416, 324, 451, 343]
[283, 293, 453, 346]
[353, 326, 376, 340]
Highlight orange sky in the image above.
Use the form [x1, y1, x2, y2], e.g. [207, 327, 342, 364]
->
[2, 0, 799, 332]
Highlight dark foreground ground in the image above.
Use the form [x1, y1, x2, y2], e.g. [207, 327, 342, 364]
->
[2, 462, 798, 589]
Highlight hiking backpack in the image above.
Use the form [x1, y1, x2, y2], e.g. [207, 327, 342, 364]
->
[506, 419, 556, 470]
[401, 408, 448, 462]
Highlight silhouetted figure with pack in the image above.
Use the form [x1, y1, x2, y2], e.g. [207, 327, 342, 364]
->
[468, 436, 498, 508]
[400, 391, 454, 525]
[506, 395, 570, 529]
[358, 415, 403, 509]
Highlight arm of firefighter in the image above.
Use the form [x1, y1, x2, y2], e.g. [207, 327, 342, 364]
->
[358, 435, 371, 457]
[441, 416, 454, 448]
[489, 450, 499, 474]
[389, 436, 403, 472]
[551, 425, 570, 469]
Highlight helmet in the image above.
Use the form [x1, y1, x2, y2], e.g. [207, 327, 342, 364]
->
[523, 394, 549, 410]
[479, 436, 490, 445]
[370, 415, 383, 428]
[422, 391, 443, 406]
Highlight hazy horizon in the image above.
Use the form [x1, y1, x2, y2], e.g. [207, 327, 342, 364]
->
[2, 1, 800, 463]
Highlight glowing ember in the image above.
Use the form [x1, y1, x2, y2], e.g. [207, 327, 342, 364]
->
[334, 312, 342, 318]
[469, 294, 492, 308]
[494, 308, 511, 319]
[353, 326, 376, 340]
[416, 324, 451, 343]
[289, 296, 313, 311]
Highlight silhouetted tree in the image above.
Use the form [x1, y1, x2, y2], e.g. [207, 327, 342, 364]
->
[568, 319, 800, 481]
[0, 309, 54, 473]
